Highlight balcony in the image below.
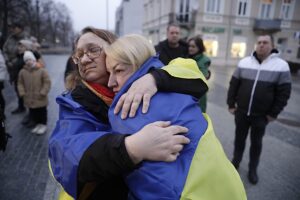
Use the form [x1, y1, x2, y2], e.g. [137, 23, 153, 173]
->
[169, 11, 196, 30]
[253, 19, 281, 34]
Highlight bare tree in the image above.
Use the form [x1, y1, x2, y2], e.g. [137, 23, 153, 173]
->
[0, 0, 74, 49]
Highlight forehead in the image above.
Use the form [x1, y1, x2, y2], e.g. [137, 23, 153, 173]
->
[189, 39, 196, 44]
[77, 32, 109, 49]
[168, 26, 180, 33]
[257, 36, 271, 43]
[105, 56, 118, 70]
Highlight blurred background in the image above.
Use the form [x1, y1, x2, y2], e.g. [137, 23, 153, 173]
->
[0, 0, 300, 72]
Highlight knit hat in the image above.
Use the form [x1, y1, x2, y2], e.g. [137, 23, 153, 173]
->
[23, 51, 36, 62]
[19, 39, 33, 50]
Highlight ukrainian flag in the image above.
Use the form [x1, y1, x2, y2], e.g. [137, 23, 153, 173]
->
[108, 56, 247, 200]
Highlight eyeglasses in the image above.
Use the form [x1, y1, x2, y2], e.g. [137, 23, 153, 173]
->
[72, 46, 103, 64]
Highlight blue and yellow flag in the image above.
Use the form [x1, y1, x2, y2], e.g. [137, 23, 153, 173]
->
[109, 56, 247, 200]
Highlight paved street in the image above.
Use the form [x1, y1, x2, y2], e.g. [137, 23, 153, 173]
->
[0, 54, 299, 200]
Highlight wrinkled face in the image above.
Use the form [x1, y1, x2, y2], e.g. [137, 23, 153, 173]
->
[106, 56, 135, 94]
[75, 32, 109, 85]
[167, 26, 180, 45]
[188, 40, 199, 56]
[255, 35, 273, 59]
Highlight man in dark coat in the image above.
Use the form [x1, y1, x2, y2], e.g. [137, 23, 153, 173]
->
[155, 23, 188, 65]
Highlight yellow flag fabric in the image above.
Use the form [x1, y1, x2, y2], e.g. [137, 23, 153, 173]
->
[181, 114, 247, 200]
[58, 189, 73, 200]
[162, 58, 208, 85]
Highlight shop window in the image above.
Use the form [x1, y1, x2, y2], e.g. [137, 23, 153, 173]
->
[231, 42, 246, 58]
[203, 40, 218, 57]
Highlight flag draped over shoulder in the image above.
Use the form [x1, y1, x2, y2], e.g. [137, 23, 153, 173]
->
[49, 85, 113, 198]
[109, 56, 247, 200]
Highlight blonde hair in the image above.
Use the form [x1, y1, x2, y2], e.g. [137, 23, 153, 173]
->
[104, 34, 155, 71]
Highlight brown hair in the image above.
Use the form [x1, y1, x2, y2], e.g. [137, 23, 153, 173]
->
[188, 35, 206, 55]
[65, 27, 117, 90]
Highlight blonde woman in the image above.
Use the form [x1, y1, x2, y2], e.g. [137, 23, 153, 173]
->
[105, 34, 247, 200]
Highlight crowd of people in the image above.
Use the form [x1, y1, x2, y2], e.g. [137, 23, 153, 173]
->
[0, 21, 292, 200]
[0, 22, 51, 152]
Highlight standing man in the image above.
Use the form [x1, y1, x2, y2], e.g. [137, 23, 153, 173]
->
[155, 23, 188, 65]
[2, 22, 28, 114]
[227, 34, 291, 185]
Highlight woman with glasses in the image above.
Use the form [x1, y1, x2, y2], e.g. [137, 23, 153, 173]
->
[49, 27, 208, 200]
[104, 34, 246, 200]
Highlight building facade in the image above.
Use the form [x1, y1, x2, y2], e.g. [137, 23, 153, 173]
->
[115, 0, 144, 36]
[143, 0, 300, 68]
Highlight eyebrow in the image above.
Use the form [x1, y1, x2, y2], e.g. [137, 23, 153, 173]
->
[112, 63, 120, 70]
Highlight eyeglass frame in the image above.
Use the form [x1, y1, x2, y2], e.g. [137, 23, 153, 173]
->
[72, 45, 103, 65]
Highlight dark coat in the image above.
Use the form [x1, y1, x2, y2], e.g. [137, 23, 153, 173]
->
[155, 39, 188, 65]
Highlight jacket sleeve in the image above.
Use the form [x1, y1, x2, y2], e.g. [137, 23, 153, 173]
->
[40, 69, 51, 96]
[49, 96, 136, 198]
[267, 70, 292, 118]
[151, 58, 208, 99]
[227, 67, 241, 108]
[0, 51, 7, 81]
[77, 134, 136, 196]
[17, 70, 26, 97]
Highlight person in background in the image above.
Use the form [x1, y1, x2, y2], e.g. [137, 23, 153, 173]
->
[227, 34, 291, 184]
[188, 35, 211, 112]
[18, 51, 51, 135]
[2, 22, 28, 114]
[30, 36, 41, 52]
[0, 50, 8, 118]
[155, 23, 188, 65]
[105, 34, 246, 200]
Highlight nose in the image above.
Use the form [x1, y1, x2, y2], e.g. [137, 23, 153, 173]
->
[80, 53, 92, 65]
[107, 74, 117, 89]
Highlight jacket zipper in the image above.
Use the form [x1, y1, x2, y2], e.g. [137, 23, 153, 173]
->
[247, 61, 261, 116]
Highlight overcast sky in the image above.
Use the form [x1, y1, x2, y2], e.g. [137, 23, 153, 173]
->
[54, 0, 121, 32]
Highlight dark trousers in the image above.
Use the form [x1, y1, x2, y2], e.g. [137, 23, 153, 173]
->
[232, 110, 268, 170]
[14, 81, 24, 109]
[29, 107, 47, 125]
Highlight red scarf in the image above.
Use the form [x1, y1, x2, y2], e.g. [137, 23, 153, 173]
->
[82, 80, 114, 106]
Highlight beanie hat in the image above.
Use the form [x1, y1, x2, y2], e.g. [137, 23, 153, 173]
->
[19, 39, 33, 50]
[23, 51, 36, 62]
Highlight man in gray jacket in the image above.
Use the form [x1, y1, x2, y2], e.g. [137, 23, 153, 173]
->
[3, 22, 28, 114]
[227, 35, 291, 185]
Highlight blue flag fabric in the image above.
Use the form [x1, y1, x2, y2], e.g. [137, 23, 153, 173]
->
[49, 93, 111, 198]
[109, 56, 208, 199]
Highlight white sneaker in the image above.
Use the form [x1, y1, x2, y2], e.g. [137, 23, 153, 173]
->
[36, 124, 47, 135]
[31, 124, 41, 133]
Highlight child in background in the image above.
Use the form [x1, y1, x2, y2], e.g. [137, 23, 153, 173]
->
[18, 51, 51, 135]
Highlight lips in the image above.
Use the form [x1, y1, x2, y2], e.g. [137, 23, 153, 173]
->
[82, 65, 96, 74]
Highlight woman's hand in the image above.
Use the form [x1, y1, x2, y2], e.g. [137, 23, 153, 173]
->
[125, 121, 190, 164]
[114, 73, 157, 119]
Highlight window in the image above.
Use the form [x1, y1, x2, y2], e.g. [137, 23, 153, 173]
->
[277, 38, 288, 54]
[203, 35, 218, 57]
[237, 0, 250, 16]
[231, 36, 247, 58]
[259, 0, 274, 19]
[205, 0, 223, 14]
[176, 0, 191, 23]
[280, 0, 295, 20]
